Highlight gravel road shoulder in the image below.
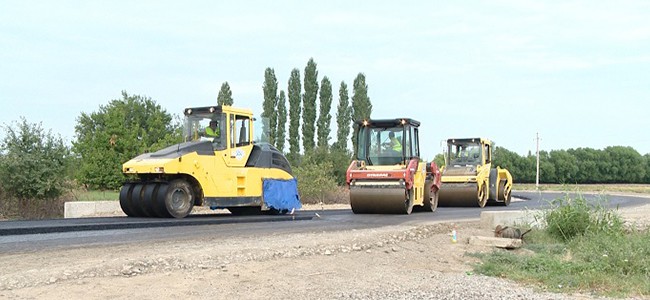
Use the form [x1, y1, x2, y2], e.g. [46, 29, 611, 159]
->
[1, 202, 649, 300]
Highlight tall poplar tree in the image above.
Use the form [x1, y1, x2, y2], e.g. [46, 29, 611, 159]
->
[217, 82, 233, 106]
[351, 73, 372, 152]
[276, 90, 287, 153]
[262, 68, 278, 145]
[302, 58, 318, 153]
[335, 81, 351, 151]
[288, 68, 302, 164]
[316, 76, 332, 148]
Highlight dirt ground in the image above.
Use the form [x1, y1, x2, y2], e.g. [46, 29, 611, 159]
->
[1, 198, 649, 300]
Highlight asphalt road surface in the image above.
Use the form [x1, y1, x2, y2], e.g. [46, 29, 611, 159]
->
[0, 191, 646, 254]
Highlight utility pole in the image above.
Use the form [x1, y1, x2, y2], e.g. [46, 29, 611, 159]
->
[535, 132, 540, 189]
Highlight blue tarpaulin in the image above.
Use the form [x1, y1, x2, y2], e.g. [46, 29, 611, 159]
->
[262, 178, 302, 211]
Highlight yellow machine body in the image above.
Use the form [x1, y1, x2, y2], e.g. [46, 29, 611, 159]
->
[123, 146, 293, 198]
[438, 138, 513, 207]
[120, 105, 297, 218]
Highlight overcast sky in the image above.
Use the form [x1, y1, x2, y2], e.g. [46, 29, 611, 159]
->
[1, 1, 649, 160]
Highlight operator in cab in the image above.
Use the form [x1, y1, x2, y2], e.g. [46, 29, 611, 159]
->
[205, 120, 220, 138]
[388, 131, 402, 152]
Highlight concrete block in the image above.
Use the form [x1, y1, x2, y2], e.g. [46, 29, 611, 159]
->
[64, 201, 125, 218]
[480, 210, 545, 230]
[468, 235, 522, 249]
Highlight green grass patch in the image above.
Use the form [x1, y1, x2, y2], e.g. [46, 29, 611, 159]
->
[69, 190, 119, 201]
[473, 195, 650, 297]
[514, 183, 650, 195]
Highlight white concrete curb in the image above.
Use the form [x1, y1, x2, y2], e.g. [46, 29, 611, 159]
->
[479, 209, 545, 230]
[64, 201, 125, 218]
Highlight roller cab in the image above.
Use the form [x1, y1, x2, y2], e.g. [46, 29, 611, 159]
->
[438, 138, 512, 207]
[119, 105, 300, 218]
[346, 118, 441, 214]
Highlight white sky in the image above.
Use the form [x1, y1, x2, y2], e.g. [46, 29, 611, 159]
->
[1, 0, 649, 160]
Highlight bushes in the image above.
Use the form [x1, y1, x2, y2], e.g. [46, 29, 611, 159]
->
[545, 195, 624, 242]
[0, 118, 71, 219]
[292, 146, 351, 205]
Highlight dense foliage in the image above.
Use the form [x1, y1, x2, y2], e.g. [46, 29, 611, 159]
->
[302, 58, 319, 153]
[276, 91, 287, 153]
[287, 68, 302, 165]
[0, 118, 70, 201]
[316, 76, 332, 148]
[334, 81, 351, 151]
[293, 146, 337, 204]
[351, 73, 372, 152]
[262, 68, 278, 145]
[492, 146, 649, 184]
[73, 91, 182, 190]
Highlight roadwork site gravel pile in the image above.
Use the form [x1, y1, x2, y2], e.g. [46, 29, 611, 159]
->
[3, 219, 627, 300]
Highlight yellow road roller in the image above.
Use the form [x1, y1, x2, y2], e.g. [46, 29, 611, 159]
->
[438, 138, 512, 207]
[119, 105, 301, 218]
[346, 118, 441, 214]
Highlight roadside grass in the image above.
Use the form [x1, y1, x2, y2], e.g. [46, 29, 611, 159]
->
[514, 183, 650, 195]
[471, 195, 650, 297]
[68, 189, 119, 201]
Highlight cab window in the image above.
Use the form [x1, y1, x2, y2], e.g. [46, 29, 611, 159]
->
[231, 115, 251, 148]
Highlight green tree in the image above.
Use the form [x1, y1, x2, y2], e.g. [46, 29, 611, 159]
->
[569, 148, 595, 183]
[276, 90, 287, 153]
[603, 146, 645, 183]
[73, 91, 181, 190]
[287, 68, 302, 165]
[334, 81, 351, 151]
[549, 150, 579, 184]
[294, 148, 337, 204]
[0, 118, 70, 202]
[217, 82, 234, 106]
[329, 146, 353, 185]
[262, 68, 278, 145]
[493, 147, 534, 183]
[538, 150, 556, 183]
[316, 76, 332, 148]
[644, 153, 650, 183]
[351, 73, 372, 152]
[302, 58, 319, 153]
[569, 148, 607, 183]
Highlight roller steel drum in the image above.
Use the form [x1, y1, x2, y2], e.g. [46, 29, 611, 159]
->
[438, 183, 483, 207]
[349, 184, 411, 214]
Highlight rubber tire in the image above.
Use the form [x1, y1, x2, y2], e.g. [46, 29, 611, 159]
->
[119, 183, 136, 217]
[427, 190, 439, 212]
[404, 189, 413, 215]
[163, 179, 194, 218]
[477, 184, 487, 208]
[129, 184, 147, 217]
[496, 180, 511, 206]
[153, 183, 172, 218]
[142, 183, 161, 217]
[488, 169, 498, 201]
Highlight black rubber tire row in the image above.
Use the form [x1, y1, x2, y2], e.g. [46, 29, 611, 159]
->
[119, 180, 194, 218]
